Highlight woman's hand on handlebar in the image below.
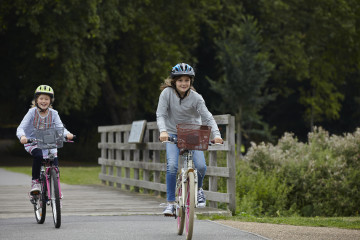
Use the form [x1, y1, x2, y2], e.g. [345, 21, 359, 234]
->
[20, 136, 28, 144]
[212, 137, 224, 144]
[159, 131, 169, 142]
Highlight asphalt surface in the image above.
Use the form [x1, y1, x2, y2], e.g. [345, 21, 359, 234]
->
[0, 168, 270, 240]
[0, 215, 269, 240]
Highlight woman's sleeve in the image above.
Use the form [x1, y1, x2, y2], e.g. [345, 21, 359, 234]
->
[156, 89, 169, 133]
[16, 109, 32, 139]
[196, 96, 222, 139]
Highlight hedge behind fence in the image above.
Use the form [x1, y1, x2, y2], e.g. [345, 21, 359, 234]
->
[237, 127, 360, 217]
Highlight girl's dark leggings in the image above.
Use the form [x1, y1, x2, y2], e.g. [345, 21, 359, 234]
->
[31, 148, 58, 180]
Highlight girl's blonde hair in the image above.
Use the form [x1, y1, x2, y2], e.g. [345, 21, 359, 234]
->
[160, 76, 196, 91]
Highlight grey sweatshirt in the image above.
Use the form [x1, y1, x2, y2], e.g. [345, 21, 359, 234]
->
[156, 87, 221, 138]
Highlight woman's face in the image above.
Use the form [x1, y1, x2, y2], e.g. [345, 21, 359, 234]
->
[36, 94, 51, 111]
[175, 75, 191, 96]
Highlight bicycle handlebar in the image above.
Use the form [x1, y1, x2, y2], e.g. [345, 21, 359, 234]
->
[161, 136, 223, 146]
[26, 135, 76, 144]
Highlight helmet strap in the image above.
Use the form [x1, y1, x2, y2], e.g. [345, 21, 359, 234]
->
[174, 88, 190, 105]
[35, 103, 48, 113]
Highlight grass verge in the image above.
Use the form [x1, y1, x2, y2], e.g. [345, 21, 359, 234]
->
[199, 214, 360, 230]
[3, 166, 102, 185]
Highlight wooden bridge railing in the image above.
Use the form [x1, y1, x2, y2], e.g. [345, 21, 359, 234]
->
[98, 114, 236, 212]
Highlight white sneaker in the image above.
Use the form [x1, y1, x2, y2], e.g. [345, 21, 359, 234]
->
[163, 203, 175, 216]
[30, 180, 41, 194]
[197, 188, 206, 208]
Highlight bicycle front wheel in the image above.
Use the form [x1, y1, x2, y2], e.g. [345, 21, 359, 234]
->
[50, 168, 61, 228]
[176, 180, 185, 235]
[185, 172, 195, 240]
[34, 176, 46, 224]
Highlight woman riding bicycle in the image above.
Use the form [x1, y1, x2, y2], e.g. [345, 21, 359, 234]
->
[156, 63, 223, 216]
[16, 85, 74, 194]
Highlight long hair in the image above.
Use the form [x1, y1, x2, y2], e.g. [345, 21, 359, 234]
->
[159, 76, 196, 91]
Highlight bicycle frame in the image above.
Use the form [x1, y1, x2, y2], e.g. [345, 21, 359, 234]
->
[41, 156, 61, 202]
[176, 150, 199, 214]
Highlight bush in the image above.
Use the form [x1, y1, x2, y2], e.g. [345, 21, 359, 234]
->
[236, 127, 360, 217]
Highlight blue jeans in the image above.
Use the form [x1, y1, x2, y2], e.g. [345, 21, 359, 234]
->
[166, 134, 207, 202]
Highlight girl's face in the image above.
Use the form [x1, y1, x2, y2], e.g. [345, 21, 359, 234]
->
[175, 75, 191, 96]
[36, 94, 51, 111]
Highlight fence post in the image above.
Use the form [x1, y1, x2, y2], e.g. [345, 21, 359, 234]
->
[227, 115, 236, 213]
[100, 131, 107, 185]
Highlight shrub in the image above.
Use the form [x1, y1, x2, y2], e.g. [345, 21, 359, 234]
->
[236, 127, 360, 217]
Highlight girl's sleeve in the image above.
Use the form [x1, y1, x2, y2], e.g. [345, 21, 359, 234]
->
[16, 109, 33, 140]
[53, 110, 70, 136]
[156, 89, 169, 133]
[196, 96, 222, 139]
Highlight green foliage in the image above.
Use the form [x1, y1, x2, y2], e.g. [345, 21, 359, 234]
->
[4, 166, 102, 185]
[209, 14, 275, 142]
[1, 0, 360, 150]
[236, 163, 293, 216]
[239, 127, 360, 217]
[250, 0, 360, 127]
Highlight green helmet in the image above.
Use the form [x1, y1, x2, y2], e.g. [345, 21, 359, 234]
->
[34, 85, 54, 99]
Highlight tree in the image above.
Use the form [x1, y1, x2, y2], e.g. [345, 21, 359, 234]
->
[0, 0, 111, 117]
[245, 0, 360, 132]
[209, 16, 275, 157]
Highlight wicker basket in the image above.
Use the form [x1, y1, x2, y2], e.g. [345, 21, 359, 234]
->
[176, 124, 211, 150]
[34, 127, 64, 149]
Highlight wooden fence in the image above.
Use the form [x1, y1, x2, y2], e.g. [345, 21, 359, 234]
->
[98, 114, 236, 212]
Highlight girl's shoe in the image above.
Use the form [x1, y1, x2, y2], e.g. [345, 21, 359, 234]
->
[197, 188, 206, 208]
[162, 203, 176, 216]
[30, 179, 41, 194]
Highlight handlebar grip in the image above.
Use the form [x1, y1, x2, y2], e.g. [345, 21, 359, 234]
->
[27, 139, 34, 144]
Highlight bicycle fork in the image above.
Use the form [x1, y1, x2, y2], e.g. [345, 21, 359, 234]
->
[177, 154, 199, 214]
[45, 167, 62, 202]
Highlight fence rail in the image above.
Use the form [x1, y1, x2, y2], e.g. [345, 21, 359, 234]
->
[98, 114, 236, 212]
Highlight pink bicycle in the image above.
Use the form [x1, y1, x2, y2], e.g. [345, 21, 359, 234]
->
[28, 127, 74, 228]
[166, 124, 215, 240]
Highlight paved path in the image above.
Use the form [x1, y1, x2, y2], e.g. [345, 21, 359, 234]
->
[0, 168, 230, 218]
[0, 168, 269, 240]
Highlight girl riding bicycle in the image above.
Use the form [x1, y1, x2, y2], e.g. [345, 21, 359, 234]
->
[156, 63, 223, 216]
[16, 85, 74, 194]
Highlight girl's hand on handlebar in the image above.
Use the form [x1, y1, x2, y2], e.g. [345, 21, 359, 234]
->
[159, 131, 169, 142]
[66, 133, 74, 140]
[212, 137, 224, 144]
[20, 136, 27, 144]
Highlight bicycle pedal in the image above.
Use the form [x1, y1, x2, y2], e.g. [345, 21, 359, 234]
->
[30, 191, 41, 195]
[164, 213, 175, 217]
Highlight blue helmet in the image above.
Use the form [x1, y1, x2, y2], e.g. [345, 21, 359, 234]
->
[171, 63, 195, 78]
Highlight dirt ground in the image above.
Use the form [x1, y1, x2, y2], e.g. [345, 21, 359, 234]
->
[216, 220, 360, 240]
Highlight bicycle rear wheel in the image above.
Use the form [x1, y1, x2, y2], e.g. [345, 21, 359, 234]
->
[185, 172, 195, 240]
[33, 176, 46, 224]
[50, 168, 61, 228]
[176, 181, 185, 235]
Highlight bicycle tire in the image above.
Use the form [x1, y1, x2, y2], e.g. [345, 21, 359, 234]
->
[185, 172, 195, 240]
[34, 176, 46, 224]
[176, 181, 185, 235]
[50, 168, 61, 228]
